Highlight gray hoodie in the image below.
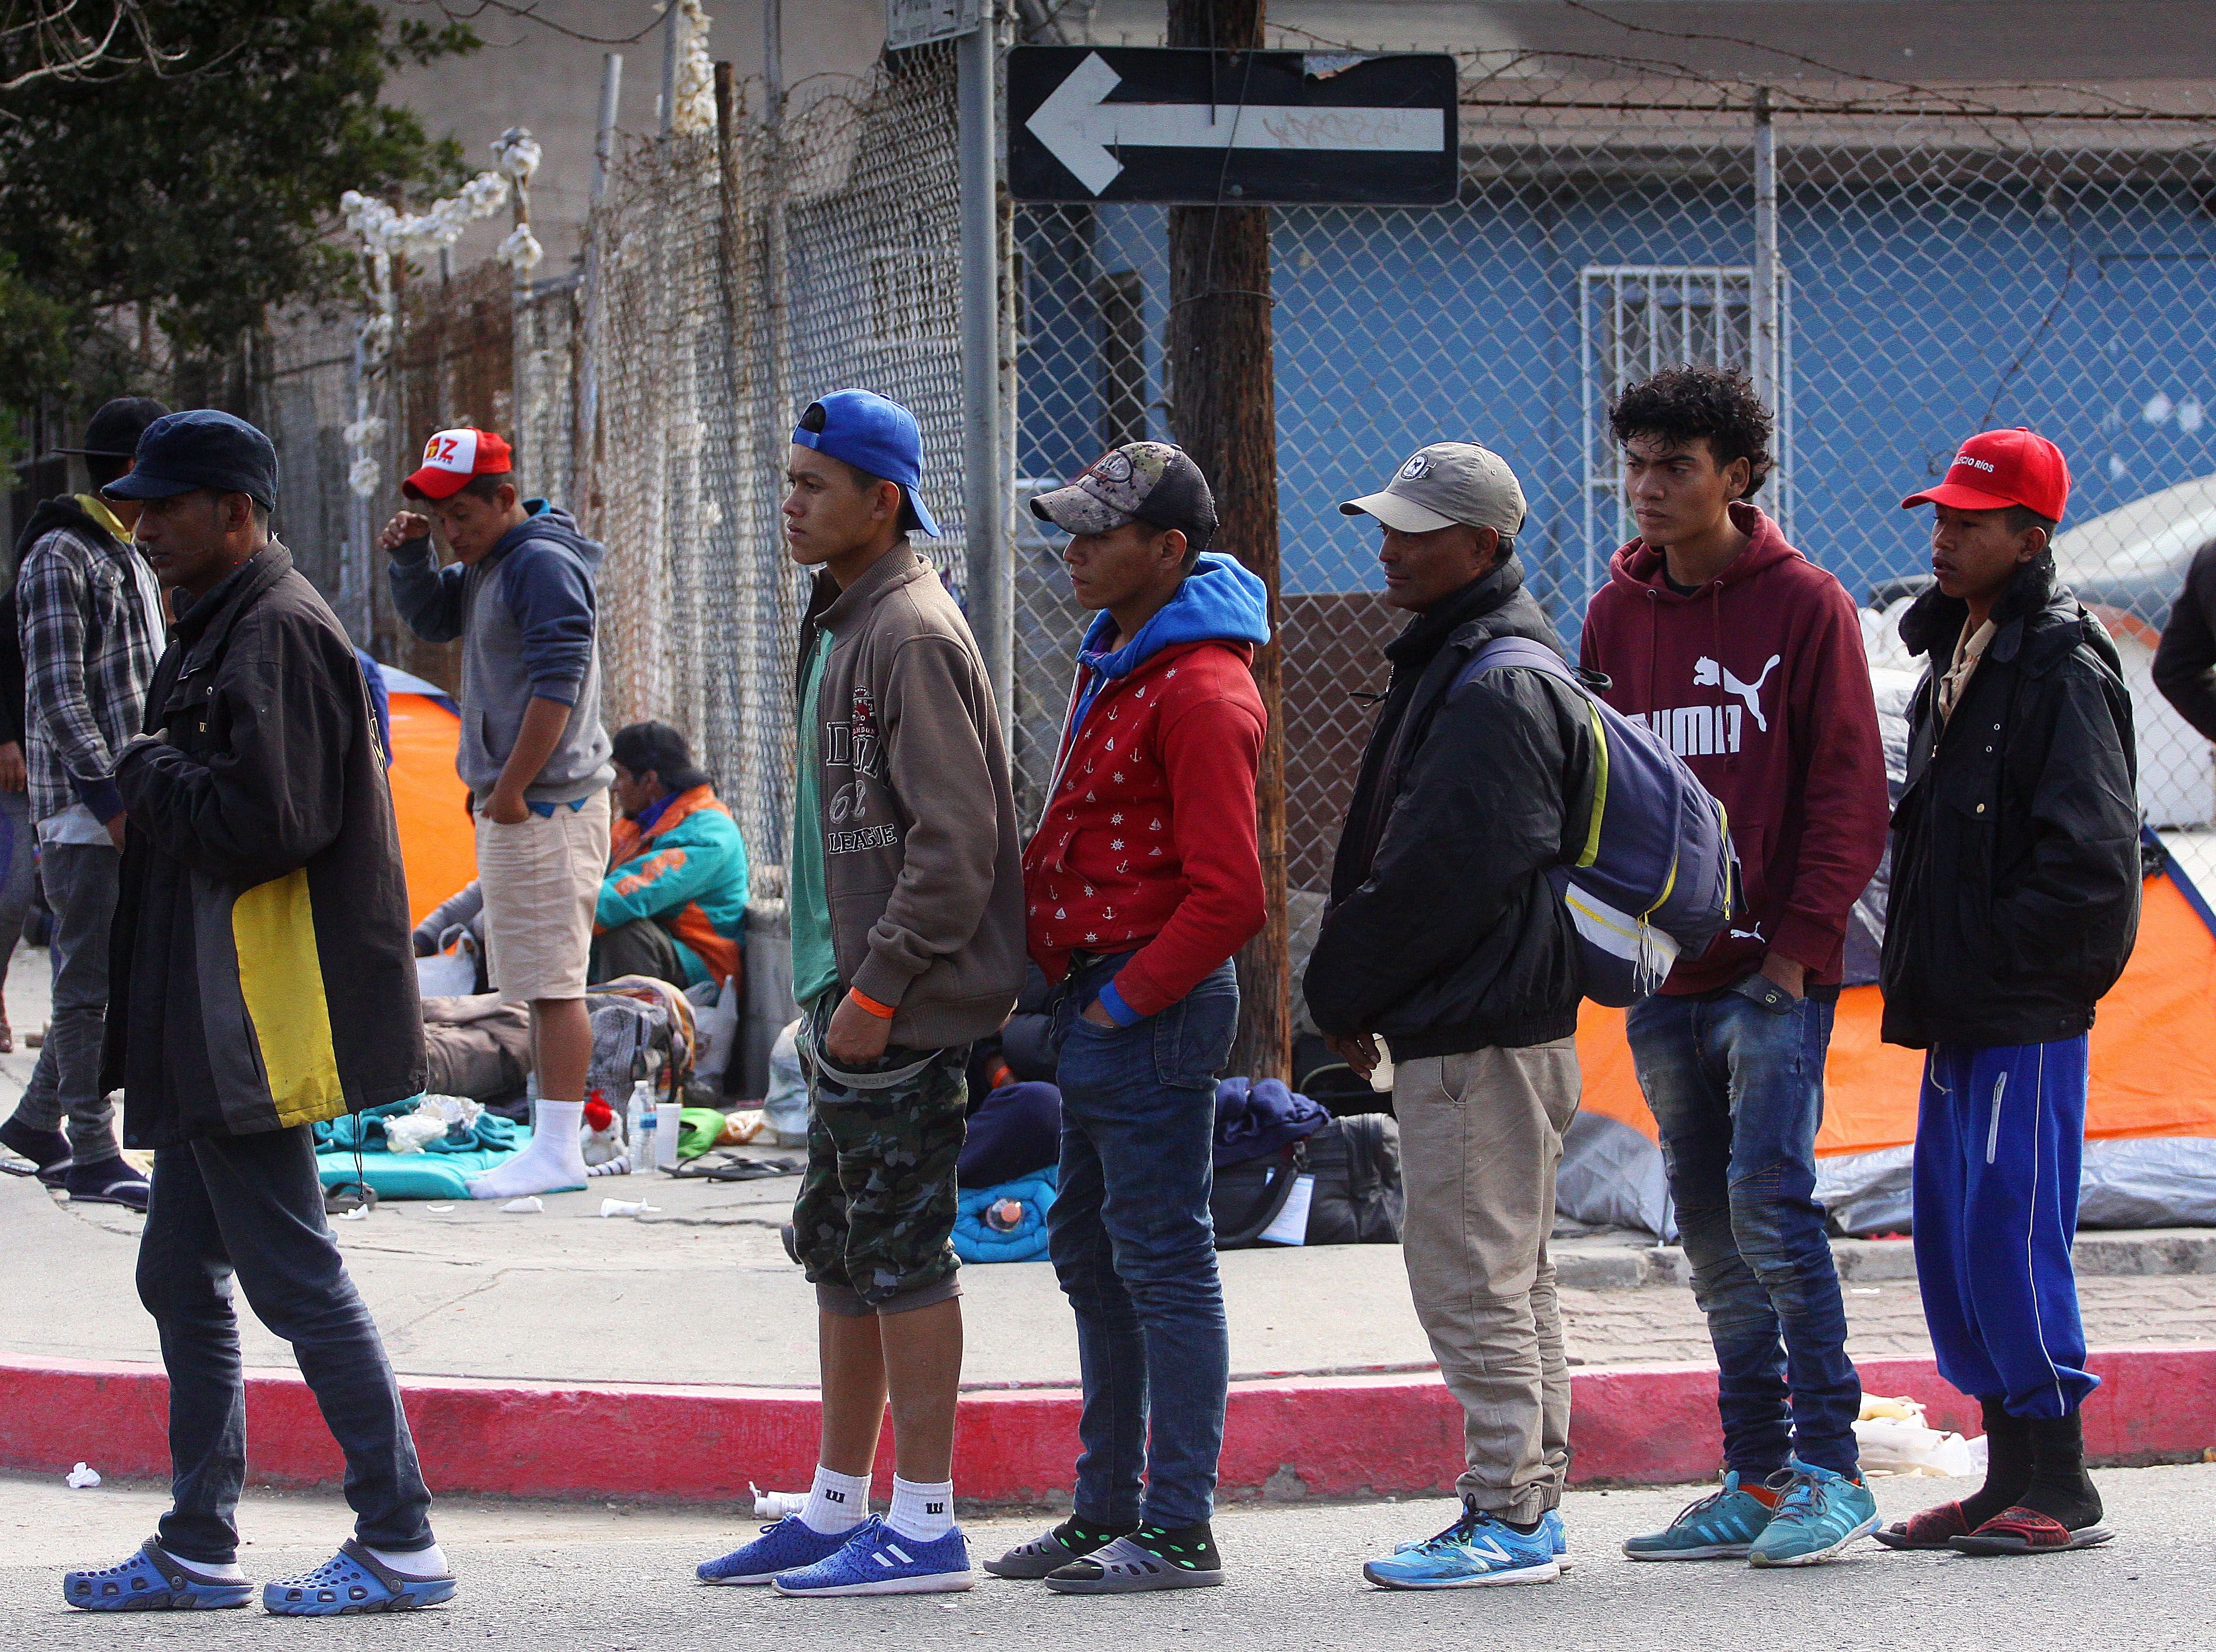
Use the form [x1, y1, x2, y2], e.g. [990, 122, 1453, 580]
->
[387, 501, 613, 803]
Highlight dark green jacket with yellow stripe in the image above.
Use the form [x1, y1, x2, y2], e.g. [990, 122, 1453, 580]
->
[105, 544, 426, 1148]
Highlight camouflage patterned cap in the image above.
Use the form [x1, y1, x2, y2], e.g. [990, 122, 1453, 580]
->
[1029, 441, 1218, 552]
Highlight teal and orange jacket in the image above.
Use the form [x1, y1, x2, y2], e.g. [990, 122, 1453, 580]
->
[595, 784, 748, 987]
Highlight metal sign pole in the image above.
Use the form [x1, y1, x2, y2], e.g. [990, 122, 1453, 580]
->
[958, 13, 1011, 737]
[1752, 86, 1780, 416]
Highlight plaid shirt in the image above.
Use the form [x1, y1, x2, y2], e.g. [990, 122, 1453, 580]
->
[17, 506, 162, 827]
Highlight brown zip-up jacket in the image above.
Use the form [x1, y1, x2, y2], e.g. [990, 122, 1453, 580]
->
[795, 542, 1024, 1049]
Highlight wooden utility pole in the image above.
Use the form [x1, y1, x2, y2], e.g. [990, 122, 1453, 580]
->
[1164, 0, 1286, 1081]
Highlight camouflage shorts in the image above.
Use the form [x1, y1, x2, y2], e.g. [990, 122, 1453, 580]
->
[790, 993, 970, 1316]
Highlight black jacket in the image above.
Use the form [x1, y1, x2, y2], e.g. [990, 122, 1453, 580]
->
[1880, 559, 2141, 1049]
[106, 544, 426, 1147]
[2152, 537, 2216, 742]
[1305, 558, 1596, 1057]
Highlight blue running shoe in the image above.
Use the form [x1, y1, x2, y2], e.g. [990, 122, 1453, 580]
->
[1364, 1508, 1560, 1590]
[1622, 1471, 1777, 1561]
[772, 1518, 973, 1597]
[64, 1541, 253, 1611]
[698, 1515, 852, 1585]
[262, 1541, 456, 1615]
[1545, 1508, 1572, 1574]
[1747, 1458, 1881, 1567]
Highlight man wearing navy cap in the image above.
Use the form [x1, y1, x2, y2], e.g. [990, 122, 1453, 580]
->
[697, 390, 1023, 1598]
[1876, 429, 2139, 1558]
[62, 410, 453, 1614]
[0, 396, 168, 1210]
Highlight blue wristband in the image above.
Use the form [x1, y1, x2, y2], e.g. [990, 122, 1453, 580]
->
[1097, 979, 1142, 1027]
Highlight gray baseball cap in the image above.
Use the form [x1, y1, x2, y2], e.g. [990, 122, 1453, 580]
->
[1340, 441, 1527, 537]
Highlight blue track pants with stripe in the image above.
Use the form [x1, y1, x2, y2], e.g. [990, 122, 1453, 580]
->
[1912, 1037, 2099, 1420]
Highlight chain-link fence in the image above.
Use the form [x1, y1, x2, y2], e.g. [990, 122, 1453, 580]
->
[1016, 81, 2216, 903]
[257, 45, 2216, 925]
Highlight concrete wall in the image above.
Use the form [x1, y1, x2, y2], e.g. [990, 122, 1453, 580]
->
[376, 0, 888, 272]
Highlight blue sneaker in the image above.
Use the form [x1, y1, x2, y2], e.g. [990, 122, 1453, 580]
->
[698, 1515, 852, 1585]
[772, 1517, 973, 1596]
[262, 1541, 456, 1615]
[1363, 1508, 1560, 1590]
[64, 1541, 253, 1611]
[1622, 1471, 1777, 1561]
[1747, 1458, 1881, 1567]
[1545, 1508, 1572, 1574]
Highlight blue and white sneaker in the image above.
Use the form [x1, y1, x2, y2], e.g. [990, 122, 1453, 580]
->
[1545, 1508, 1572, 1574]
[1363, 1508, 1561, 1590]
[1747, 1458, 1880, 1567]
[772, 1517, 973, 1597]
[1622, 1470, 1777, 1561]
[698, 1515, 852, 1585]
[64, 1541, 253, 1611]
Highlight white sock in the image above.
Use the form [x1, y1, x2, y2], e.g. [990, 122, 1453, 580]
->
[364, 1542, 450, 1578]
[159, 1546, 245, 1583]
[800, 1464, 870, 1536]
[465, 1099, 587, 1199]
[885, 1475, 954, 1543]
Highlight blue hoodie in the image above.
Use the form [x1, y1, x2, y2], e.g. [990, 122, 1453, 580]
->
[387, 500, 615, 803]
[1066, 552, 1271, 741]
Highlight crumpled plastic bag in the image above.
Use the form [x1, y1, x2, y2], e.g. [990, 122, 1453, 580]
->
[1854, 1395, 1985, 1478]
[67, 1462, 101, 1488]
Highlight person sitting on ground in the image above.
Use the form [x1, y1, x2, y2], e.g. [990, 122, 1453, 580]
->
[590, 720, 748, 992]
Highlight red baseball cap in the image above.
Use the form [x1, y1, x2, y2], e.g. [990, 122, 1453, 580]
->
[404, 427, 514, 501]
[1900, 427, 2070, 522]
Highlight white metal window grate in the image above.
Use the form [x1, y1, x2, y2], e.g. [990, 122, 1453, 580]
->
[1580, 265, 1793, 598]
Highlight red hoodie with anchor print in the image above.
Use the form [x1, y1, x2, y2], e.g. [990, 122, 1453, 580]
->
[1579, 502, 1889, 995]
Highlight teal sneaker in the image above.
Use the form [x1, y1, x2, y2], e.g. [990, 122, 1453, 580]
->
[1545, 1509, 1572, 1574]
[1747, 1458, 1881, 1567]
[1364, 1509, 1560, 1590]
[1622, 1471, 1777, 1561]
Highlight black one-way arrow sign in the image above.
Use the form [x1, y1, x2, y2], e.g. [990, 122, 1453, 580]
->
[1007, 48, 1459, 206]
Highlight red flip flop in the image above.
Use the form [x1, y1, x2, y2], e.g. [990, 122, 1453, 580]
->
[1872, 1501, 1972, 1551]
[1948, 1507, 2114, 1555]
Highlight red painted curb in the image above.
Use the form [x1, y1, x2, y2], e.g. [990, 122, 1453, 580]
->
[3, 1347, 2209, 1504]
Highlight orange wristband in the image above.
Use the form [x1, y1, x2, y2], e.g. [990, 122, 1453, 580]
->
[848, 988, 897, 1021]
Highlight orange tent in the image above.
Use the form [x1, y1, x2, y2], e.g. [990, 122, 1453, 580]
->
[383, 685, 477, 927]
[1573, 868, 2216, 1154]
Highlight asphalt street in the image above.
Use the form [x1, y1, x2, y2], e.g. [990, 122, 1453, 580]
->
[3, 1464, 2209, 1651]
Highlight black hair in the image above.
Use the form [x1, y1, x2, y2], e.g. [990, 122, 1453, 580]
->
[611, 720, 710, 795]
[2005, 505, 2058, 540]
[86, 454, 133, 492]
[1607, 366, 1776, 500]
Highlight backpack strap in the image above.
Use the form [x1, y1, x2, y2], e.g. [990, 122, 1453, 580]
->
[1451, 635, 1610, 871]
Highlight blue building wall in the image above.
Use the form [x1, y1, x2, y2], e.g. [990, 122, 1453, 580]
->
[1018, 170, 2216, 641]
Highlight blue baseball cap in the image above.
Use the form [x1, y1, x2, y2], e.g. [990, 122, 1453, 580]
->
[792, 389, 940, 537]
[102, 409, 280, 511]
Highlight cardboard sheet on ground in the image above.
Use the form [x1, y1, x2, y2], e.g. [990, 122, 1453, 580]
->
[385, 684, 475, 927]
[1572, 870, 2216, 1155]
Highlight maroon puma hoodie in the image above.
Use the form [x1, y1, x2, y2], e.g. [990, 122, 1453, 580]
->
[1580, 502, 1889, 995]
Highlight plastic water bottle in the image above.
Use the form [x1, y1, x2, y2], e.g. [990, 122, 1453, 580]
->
[626, 1080, 654, 1175]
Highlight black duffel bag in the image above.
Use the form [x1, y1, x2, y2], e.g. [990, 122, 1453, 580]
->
[1211, 1114, 1404, 1249]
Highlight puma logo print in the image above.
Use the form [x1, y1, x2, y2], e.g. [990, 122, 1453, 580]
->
[1693, 654, 1783, 733]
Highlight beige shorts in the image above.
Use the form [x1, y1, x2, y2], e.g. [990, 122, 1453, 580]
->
[475, 789, 611, 1004]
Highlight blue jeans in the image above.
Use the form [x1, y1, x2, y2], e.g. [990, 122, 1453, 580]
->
[1625, 981, 1862, 1478]
[1047, 953, 1237, 1528]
